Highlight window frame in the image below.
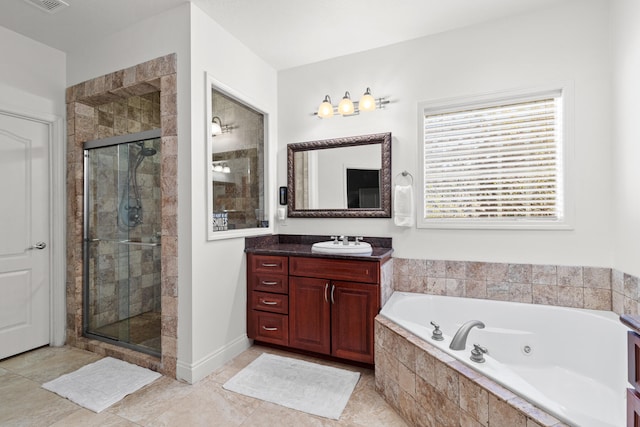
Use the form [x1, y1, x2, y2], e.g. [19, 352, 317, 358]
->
[416, 83, 574, 230]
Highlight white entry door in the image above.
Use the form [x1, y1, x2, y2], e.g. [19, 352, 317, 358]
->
[0, 112, 50, 360]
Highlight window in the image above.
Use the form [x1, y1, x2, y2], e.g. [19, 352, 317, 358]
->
[418, 88, 570, 229]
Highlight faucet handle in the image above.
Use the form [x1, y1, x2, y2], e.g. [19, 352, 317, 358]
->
[330, 235, 340, 244]
[470, 344, 488, 363]
[354, 236, 364, 245]
[430, 321, 444, 341]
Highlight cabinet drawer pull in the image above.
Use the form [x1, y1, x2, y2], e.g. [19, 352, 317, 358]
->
[262, 326, 278, 331]
[261, 281, 278, 285]
[260, 300, 278, 306]
[261, 263, 278, 267]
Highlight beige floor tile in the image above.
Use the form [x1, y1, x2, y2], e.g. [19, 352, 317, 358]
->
[240, 401, 337, 427]
[148, 380, 262, 426]
[106, 375, 194, 424]
[0, 344, 407, 427]
[49, 408, 139, 427]
[0, 373, 79, 426]
[0, 346, 102, 383]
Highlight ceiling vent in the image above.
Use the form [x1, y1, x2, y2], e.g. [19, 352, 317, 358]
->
[23, 0, 70, 14]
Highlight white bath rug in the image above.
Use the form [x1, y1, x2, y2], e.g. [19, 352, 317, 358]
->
[42, 356, 161, 413]
[223, 353, 360, 420]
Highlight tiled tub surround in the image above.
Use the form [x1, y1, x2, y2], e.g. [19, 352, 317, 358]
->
[393, 258, 640, 315]
[375, 316, 569, 427]
[66, 54, 178, 377]
[378, 292, 627, 427]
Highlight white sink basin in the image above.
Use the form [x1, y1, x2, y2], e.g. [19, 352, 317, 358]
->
[311, 240, 373, 255]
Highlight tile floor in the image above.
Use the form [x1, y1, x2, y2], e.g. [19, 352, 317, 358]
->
[0, 345, 408, 426]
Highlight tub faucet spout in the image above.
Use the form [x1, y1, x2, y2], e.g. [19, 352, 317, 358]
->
[449, 320, 485, 350]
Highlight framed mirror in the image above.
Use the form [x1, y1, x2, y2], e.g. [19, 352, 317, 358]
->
[287, 132, 391, 218]
[206, 73, 271, 240]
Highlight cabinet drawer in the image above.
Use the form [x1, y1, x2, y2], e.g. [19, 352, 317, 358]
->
[290, 257, 379, 283]
[251, 291, 288, 314]
[250, 255, 288, 275]
[249, 273, 288, 294]
[250, 311, 288, 346]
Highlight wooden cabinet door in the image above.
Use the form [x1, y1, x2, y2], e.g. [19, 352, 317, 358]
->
[289, 276, 331, 355]
[331, 281, 379, 364]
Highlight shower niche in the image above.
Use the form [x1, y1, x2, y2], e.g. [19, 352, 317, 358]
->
[83, 129, 162, 356]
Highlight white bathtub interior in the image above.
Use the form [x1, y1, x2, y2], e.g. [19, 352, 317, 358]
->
[379, 292, 629, 427]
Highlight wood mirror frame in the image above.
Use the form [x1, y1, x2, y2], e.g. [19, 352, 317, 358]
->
[287, 132, 391, 218]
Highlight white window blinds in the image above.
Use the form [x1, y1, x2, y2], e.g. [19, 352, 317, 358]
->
[422, 92, 563, 222]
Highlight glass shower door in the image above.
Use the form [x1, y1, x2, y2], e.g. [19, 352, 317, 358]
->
[83, 130, 161, 356]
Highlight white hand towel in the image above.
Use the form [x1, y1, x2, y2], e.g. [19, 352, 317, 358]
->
[394, 184, 414, 227]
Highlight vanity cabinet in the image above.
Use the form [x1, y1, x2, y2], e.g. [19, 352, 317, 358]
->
[246, 253, 383, 365]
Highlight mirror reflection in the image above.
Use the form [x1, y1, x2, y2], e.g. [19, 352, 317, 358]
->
[287, 132, 391, 218]
[209, 87, 266, 235]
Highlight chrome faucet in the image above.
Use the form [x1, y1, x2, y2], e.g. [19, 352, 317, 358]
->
[449, 320, 485, 350]
[340, 235, 349, 245]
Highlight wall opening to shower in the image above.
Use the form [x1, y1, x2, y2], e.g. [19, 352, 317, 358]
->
[83, 129, 162, 356]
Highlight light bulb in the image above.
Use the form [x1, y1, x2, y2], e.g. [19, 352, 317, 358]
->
[222, 164, 231, 174]
[211, 116, 223, 135]
[317, 95, 334, 118]
[338, 91, 354, 115]
[213, 164, 223, 172]
[359, 87, 376, 112]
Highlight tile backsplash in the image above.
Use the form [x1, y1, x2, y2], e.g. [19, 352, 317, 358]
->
[392, 258, 638, 315]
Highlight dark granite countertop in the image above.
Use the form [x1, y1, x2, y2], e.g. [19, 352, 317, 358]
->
[245, 234, 393, 262]
[621, 314, 640, 333]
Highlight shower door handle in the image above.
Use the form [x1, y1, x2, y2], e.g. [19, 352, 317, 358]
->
[29, 242, 47, 250]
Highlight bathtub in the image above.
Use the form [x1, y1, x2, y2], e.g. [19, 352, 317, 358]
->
[379, 292, 628, 427]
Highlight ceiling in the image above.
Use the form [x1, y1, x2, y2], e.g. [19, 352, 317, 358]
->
[0, 0, 564, 70]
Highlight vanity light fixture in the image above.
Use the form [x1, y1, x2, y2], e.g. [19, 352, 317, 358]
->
[212, 161, 231, 174]
[211, 116, 232, 136]
[314, 87, 389, 118]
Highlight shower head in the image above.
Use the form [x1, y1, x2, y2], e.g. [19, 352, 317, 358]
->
[140, 147, 157, 156]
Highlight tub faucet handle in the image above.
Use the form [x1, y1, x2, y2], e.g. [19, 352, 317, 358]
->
[470, 344, 488, 363]
[430, 321, 444, 341]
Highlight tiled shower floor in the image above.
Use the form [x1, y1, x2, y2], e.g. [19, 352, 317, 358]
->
[91, 311, 161, 353]
[0, 345, 407, 426]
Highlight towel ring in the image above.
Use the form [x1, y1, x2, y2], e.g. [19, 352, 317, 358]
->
[395, 170, 413, 186]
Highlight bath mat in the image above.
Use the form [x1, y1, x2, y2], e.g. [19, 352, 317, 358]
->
[223, 353, 360, 420]
[42, 356, 161, 413]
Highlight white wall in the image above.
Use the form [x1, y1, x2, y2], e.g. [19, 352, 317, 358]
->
[0, 25, 65, 116]
[187, 4, 277, 382]
[611, 0, 640, 277]
[277, 0, 612, 267]
[0, 24, 66, 347]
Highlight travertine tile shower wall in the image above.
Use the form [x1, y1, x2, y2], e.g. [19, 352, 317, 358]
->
[66, 54, 178, 377]
[392, 258, 640, 316]
[87, 94, 162, 330]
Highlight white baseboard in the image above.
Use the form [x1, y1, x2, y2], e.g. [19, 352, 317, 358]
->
[176, 334, 251, 384]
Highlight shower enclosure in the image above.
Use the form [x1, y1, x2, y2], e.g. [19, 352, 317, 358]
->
[83, 129, 162, 356]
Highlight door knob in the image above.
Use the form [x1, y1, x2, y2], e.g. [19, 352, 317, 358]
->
[30, 242, 47, 250]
